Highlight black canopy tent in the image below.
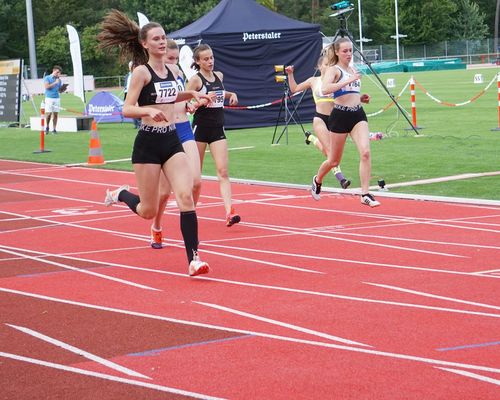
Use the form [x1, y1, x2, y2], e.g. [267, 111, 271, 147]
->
[168, 0, 322, 129]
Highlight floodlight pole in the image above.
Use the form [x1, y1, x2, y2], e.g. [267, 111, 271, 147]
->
[25, 0, 38, 79]
[357, 0, 363, 53]
[394, 0, 400, 64]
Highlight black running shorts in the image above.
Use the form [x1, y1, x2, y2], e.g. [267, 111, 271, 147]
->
[327, 106, 367, 134]
[131, 125, 184, 165]
[193, 125, 226, 144]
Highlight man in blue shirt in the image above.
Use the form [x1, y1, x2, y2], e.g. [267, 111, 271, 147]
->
[44, 65, 63, 134]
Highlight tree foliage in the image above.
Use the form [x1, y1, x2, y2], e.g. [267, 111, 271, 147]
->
[450, 0, 490, 40]
[0, 0, 497, 78]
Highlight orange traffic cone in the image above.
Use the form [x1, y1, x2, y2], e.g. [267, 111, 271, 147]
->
[87, 120, 105, 165]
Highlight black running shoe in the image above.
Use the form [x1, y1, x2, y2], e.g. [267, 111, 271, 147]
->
[340, 179, 351, 189]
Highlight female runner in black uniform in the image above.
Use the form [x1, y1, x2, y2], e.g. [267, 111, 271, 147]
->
[186, 44, 241, 227]
[98, 10, 213, 276]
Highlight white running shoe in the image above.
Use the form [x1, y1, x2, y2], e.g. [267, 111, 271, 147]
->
[188, 253, 210, 277]
[311, 175, 321, 201]
[361, 193, 381, 207]
[104, 184, 129, 206]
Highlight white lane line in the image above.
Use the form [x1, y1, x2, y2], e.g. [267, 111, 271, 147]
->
[2, 178, 498, 243]
[6, 324, 150, 380]
[6, 244, 500, 320]
[113, 232, 323, 274]
[437, 367, 500, 386]
[377, 171, 500, 189]
[0, 207, 496, 280]
[332, 231, 500, 251]
[1, 288, 500, 375]
[194, 301, 372, 347]
[0, 352, 225, 399]
[364, 282, 500, 311]
[200, 241, 490, 279]
[2, 247, 499, 319]
[0, 245, 160, 292]
[223, 218, 467, 259]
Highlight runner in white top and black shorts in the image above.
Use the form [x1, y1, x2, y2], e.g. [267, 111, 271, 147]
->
[312, 37, 380, 207]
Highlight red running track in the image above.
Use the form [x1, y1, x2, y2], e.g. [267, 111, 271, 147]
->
[0, 159, 499, 399]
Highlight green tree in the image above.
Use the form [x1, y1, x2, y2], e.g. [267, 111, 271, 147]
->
[372, 0, 457, 44]
[36, 26, 72, 75]
[0, 1, 30, 60]
[119, 0, 218, 33]
[81, 24, 123, 77]
[475, 0, 497, 35]
[450, 0, 489, 40]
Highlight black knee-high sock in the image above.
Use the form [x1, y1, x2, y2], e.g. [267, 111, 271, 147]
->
[180, 210, 198, 263]
[118, 190, 140, 214]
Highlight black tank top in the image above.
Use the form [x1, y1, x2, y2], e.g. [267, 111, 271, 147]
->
[137, 64, 178, 106]
[193, 72, 225, 127]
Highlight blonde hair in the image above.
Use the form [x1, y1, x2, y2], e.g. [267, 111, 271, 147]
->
[98, 9, 163, 66]
[326, 37, 351, 65]
[166, 39, 178, 50]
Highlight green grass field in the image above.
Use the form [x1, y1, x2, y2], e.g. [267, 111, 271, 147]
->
[1, 68, 499, 201]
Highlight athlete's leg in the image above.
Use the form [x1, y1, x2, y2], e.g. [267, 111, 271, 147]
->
[183, 140, 202, 206]
[163, 152, 208, 274]
[132, 163, 162, 219]
[208, 139, 232, 215]
[150, 173, 171, 249]
[349, 121, 371, 194]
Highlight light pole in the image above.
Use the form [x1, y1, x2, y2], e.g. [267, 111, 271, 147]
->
[25, 0, 38, 78]
[390, 0, 406, 63]
[394, 0, 400, 63]
[357, 0, 363, 53]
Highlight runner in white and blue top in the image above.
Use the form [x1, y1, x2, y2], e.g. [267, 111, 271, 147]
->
[312, 38, 380, 208]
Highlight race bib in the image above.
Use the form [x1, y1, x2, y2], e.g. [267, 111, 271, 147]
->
[153, 81, 178, 103]
[207, 90, 225, 108]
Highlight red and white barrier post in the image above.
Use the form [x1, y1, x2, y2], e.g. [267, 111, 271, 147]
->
[492, 73, 500, 131]
[409, 76, 422, 131]
[33, 102, 51, 154]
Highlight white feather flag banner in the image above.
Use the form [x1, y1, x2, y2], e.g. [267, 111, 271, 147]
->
[66, 25, 85, 103]
[137, 12, 149, 28]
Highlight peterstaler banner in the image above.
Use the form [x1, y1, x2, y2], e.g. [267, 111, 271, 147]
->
[85, 91, 132, 123]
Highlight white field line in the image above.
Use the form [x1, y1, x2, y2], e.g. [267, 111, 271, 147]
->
[1, 287, 500, 375]
[0, 208, 497, 280]
[1, 169, 499, 234]
[197, 241, 497, 279]
[194, 301, 372, 347]
[0, 352, 225, 400]
[6, 324, 150, 379]
[0, 245, 160, 292]
[364, 283, 500, 311]
[0, 206, 468, 277]
[437, 367, 500, 386]
[374, 171, 500, 190]
[1, 161, 500, 208]
[2, 248, 499, 320]
[329, 231, 500, 251]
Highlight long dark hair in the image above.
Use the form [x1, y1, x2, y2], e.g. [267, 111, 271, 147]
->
[191, 44, 212, 71]
[98, 9, 162, 67]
